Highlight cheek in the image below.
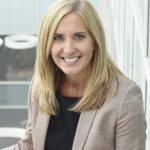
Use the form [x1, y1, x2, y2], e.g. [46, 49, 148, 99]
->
[86, 44, 95, 59]
[51, 44, 59, 57]
[85, 37, 95, 49]
[82, 41, 95, 55]
[51, 48, 58, 63]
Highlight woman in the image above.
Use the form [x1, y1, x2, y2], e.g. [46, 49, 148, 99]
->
[3, 0, 146, 149]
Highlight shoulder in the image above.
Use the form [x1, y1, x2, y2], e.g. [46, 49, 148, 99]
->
[114, 74, 142, 102]
[111, 74, 145, 123]
[99, 74, 144, 116]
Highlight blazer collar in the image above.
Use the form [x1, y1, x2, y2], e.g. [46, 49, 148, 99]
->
[34, 109, 97, 150]
[34, 111, 50, 150]
[72, 109, 97, 150]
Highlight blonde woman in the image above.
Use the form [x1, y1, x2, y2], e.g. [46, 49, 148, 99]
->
[3, 0, 146, 149]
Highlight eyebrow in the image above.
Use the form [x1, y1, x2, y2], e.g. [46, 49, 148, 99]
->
[54, 33, 63, 36]
[54, 32, 86, 35]
[74, 32, 86, 35]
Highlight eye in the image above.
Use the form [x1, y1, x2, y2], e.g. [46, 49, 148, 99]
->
[74, 33, 85, 41]
[54, 34, 64, 41]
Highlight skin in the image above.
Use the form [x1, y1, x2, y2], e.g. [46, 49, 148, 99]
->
[51, 12, 95, 96]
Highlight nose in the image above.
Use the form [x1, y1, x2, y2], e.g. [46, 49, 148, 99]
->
[63, 39, 75, 55]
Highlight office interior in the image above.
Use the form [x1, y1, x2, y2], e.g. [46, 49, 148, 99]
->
[0, 0, 149, 149]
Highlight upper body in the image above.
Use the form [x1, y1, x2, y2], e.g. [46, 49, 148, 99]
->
[3, 75, 146, 150]
[3, 0, 146, 149]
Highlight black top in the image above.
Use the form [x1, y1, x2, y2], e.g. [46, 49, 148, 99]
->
[45, 92, 80, 150]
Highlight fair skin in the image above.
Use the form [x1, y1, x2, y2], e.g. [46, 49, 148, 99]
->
[51, 12, 95, 96]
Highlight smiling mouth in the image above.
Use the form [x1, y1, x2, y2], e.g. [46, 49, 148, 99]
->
[62, 56, 81, 63]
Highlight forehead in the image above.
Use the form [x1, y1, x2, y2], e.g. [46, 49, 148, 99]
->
[55, 12, 88, 33]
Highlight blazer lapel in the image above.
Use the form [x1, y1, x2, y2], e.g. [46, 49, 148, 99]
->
[34, 111, 50, 150]
[72, 109, 97, 150]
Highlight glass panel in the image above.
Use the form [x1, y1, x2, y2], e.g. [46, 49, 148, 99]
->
[0, 84, 29, 106]
[116, 0, 125, 71]
[91, 0, 100, 11]
[0, 108, 27, 149]
[0, 137, 21, 149]
[0, 108, 27, 127]
[146, 81, 150, 149]
[0, 0, 9, 33]
[136, 0, 145, 20]
[149, 7, 150, 57]
[0, 0, 36, 34]
[38, 0, 55, 25]
[133, 33, 146, 106]
[124, 0, 134, 78]
[0, 35, 36, 82]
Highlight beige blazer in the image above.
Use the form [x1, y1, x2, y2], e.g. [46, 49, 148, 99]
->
[3, 76, 146, 150]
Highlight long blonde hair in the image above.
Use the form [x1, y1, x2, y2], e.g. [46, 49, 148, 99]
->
[34, 0, 122, 114]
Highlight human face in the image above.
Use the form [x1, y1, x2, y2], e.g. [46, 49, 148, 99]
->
[51, 12, 95, 78]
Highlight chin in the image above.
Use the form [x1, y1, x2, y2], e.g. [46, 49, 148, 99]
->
[62, 69, 79, 76]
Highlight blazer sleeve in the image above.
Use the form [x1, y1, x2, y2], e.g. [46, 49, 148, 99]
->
[116, 85, 147, 150]
[2, 80, 34, 150]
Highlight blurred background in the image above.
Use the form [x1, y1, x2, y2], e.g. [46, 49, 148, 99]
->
[0, 0, 149, 149]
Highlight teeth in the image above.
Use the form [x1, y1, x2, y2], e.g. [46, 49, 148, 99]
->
[64, 57, 79, 63]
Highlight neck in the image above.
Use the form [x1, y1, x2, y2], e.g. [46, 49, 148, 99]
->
[59, 72, 89, 97]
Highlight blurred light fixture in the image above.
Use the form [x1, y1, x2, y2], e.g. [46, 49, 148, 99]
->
[0, 38, 3, 46]
[0, 127, 25, 138]
[4, 34, 37, 49]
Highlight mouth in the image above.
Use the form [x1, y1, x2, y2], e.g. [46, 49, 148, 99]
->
[62, 56, 81, 63]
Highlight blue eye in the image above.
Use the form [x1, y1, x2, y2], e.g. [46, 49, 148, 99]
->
[54, 34, 64, 41]
[74, 34, 85, 41]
